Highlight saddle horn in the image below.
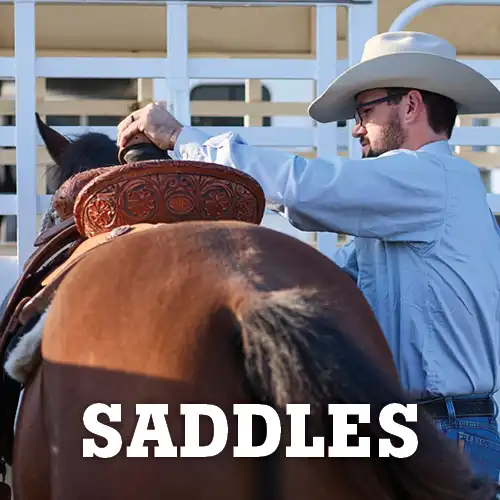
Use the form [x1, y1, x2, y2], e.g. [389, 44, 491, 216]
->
[118, 132, 171, 164]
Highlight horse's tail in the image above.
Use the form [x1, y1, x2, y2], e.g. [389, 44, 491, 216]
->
[233, 287, 497, 500]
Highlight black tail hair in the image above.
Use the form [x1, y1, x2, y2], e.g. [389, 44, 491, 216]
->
[236, 288, 497, 500]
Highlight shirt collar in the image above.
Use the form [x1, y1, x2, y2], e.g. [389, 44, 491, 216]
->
[418, 140, 453, 156]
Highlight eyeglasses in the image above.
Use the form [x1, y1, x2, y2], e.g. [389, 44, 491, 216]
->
[354, 93, 407, 127]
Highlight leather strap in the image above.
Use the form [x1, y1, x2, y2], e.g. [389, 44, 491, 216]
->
[16, 225, 140, 329]
[23, 218, 81, 272]
[0, 220, 83, 359]
[33, 217, 76, 247]
[417, 397, 495, 419]
[0, 222, 147, 363]
[17, 248, 98, 327]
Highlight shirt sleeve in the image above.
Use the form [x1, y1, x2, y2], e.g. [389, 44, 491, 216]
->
[332, 239, 359, 282]
[172, 127, 447, 243]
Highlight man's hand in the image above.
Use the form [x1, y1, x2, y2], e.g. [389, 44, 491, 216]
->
[117, 102, 183, 151]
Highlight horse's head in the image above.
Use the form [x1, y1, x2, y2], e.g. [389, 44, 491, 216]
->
[35, 113, 119, 193]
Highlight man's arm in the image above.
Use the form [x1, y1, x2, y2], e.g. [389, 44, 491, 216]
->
[172, 127, 447, 243]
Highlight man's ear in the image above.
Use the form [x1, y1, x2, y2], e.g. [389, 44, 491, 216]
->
[35, 112, 71, 164]
[404, 90, 425, 124]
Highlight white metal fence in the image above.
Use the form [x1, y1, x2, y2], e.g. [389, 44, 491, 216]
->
[2, 0, 500, 301]
[0, 0, 378, 297]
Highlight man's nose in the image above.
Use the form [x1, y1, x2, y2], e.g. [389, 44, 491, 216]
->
[352, 122, 366, 138]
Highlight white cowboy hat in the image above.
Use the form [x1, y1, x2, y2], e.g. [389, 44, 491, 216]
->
[308, 31, 500, 123]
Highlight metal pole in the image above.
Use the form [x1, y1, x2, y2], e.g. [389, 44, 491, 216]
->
[0, 0, 373, 4]
[14, 0, 38, 272]
[166, 3, 190, 125]
[389, 0, 500, 32]
[315, 4, 339, 257]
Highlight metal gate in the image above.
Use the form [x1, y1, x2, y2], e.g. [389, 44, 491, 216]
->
[0, 0, 378, 295]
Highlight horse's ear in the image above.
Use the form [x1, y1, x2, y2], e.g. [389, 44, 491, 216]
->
[35, 112, 70, 164]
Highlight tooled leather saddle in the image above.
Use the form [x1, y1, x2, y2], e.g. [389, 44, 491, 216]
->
[0, 137, 265, 488]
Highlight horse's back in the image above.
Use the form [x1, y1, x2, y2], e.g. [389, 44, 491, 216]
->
[25, 220, 395, 500]
[42, 219, 394, 379]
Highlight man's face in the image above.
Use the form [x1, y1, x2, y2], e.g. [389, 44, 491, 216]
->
[352, 89, 408, 159]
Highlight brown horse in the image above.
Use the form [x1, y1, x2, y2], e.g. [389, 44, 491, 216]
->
[8, 217, 498, 500]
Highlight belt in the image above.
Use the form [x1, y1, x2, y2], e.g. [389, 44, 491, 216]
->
[416, 396, 495, 419]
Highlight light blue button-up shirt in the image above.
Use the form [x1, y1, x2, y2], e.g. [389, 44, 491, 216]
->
[173, 128, 500, 398]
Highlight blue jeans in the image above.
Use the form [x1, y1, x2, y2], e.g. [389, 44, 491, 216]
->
[434, 396, 500, 482]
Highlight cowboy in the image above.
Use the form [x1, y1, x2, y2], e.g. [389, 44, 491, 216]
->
[117, 31, 500, 479]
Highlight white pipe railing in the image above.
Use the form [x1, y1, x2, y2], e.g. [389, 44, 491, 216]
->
[389, 0, 500, 32]
[0, 0, 379, 276]
[0, 0, 373, 4]
[14, 0, 38, 272]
